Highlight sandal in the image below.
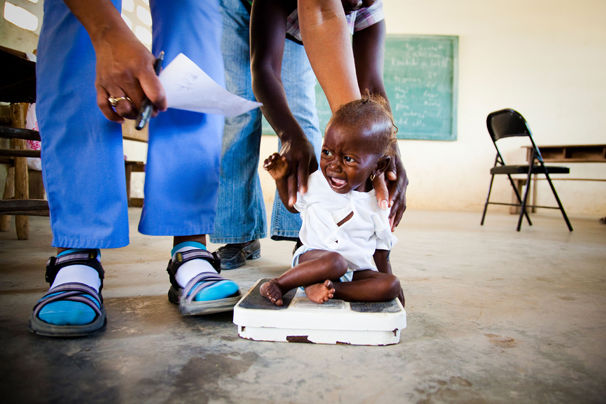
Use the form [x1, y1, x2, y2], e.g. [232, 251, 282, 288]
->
[29, 250, 106, 337]
[166, 248, 241, 315]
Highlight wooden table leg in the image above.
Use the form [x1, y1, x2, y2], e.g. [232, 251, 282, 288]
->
[11, 103, 29, 240]
[0, 166, 15, 231]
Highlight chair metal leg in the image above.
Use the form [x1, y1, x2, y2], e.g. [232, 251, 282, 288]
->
[544, 172, 574, 231]
[480, 174, 495, 225]
[507, 174, 532, 226]
[516, 172, 533, 231]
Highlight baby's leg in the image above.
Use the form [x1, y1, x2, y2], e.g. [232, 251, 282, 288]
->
[333, 270, 402, 303]
[259, 250, 347, 306]
[304, 279, 335, 303]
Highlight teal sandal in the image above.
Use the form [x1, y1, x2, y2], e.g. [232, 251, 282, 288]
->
[167, 248, 241, 315]
[29, 250, 106, 337]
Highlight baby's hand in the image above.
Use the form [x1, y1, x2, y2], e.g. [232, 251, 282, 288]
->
[264, 153, 289, 180]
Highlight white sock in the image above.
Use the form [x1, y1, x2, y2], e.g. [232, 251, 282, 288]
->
[50, 262, 101, 293]
[173, 246, 217, 288]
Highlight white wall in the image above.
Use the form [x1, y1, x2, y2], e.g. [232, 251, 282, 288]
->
[387, 0, 606, 215]
[261, 0, 606, 218]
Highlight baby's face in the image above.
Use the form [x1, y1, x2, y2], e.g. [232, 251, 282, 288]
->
[320, 122, 382, 194]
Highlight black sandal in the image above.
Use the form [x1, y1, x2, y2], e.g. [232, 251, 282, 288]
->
[167, 248, 241, 315]
[29, 250, 106, 337]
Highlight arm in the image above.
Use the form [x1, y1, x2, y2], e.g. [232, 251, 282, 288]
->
[353, 20, 387, 98]
[373, 249, 391, 274]
[263, 153, 298, 213]
[353, 20, 408, 228]
[297, 0, 361, 111]
[373, 249, 404, 304]
[250, 0, 317, 201]
[63, 0, 166, 122]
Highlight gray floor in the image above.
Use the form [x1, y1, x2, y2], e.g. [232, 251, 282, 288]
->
[1, 209, 605, 403]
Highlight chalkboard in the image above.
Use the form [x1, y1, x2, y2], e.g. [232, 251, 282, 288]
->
[262, 34, 458, 141]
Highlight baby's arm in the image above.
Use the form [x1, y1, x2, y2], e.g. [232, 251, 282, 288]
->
[373, 249, 404, 305]
[373, 249, 391, 274]
[264, 153, 298, 213]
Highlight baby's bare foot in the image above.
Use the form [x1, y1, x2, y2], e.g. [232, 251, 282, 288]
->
[260, 280, 284, 306]
[304, 280, 335, 304]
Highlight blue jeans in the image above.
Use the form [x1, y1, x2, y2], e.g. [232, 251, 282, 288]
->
[37, 0, 224, 248]
[211, 0, 322, 244]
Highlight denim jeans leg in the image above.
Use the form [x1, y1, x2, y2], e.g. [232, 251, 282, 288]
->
[211, 0, 266, 244]
[270, 39, 323, 241]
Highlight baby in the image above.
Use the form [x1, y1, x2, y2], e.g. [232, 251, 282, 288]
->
[261, 95, 404, 306]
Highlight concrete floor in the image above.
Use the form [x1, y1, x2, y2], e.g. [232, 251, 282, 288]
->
[0, 209, 605, 403]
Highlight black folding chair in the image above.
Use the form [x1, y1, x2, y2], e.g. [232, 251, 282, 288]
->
[480, 108, 573, 231]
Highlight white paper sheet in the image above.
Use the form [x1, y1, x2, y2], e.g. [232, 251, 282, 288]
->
[159, 53, 261, 117]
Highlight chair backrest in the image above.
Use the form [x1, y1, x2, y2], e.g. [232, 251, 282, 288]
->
[487, 108, 530, 141]
[486, 108, 543, 164]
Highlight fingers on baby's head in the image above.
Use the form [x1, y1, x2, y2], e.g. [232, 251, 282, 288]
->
[328, 93, 398, 156]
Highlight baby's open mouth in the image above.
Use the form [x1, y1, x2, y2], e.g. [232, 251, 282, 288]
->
[328, 176, 347, 190]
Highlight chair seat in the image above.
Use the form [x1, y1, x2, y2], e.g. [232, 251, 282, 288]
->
[490, 165, 570, 175]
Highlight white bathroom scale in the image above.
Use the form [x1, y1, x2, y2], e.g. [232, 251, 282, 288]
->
[233, 279, 406, 345]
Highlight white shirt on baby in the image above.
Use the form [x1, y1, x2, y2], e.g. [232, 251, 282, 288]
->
[294, 171, 397, 271]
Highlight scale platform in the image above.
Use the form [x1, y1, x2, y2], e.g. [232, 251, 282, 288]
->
[233, 279, 406, 345]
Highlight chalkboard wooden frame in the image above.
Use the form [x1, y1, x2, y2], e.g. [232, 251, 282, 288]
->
[262, 34, 459, 141]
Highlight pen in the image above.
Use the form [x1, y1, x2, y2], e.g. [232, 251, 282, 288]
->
[135, 51, 164, 130]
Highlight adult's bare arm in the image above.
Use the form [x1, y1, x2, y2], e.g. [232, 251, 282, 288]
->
[297, 0, 361, 111]
[63, 0, 166, 122]
[353, 21, 408, 228]
[250, 0, 316, 203]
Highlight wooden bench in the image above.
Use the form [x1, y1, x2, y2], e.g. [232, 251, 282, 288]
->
[0, 46, 46, 239]
[0, 103, 49, 240]
[0, 104, 148, 239]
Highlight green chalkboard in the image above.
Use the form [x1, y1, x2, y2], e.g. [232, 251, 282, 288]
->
[262, 34, 458, 141]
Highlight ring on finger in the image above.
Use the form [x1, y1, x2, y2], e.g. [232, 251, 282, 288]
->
[108, 96, 133, 108]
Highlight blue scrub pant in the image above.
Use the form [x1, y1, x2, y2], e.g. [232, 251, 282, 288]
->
[36, 0, 224, 249]
[211, 0, 322, 244]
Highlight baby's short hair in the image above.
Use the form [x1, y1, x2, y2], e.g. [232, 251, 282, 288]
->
[328, 94, 398, 155]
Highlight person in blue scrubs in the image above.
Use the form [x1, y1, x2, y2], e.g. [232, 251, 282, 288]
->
[29, 0, 240, 337]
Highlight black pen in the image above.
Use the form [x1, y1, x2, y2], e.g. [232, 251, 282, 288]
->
[135, 51, 164, 130]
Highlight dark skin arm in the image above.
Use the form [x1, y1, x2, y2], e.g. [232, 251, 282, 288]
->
[298, 0, 359, 110]
[250, 0, 317, 201]
[373, 249, 404, 305]
[353, 20, 408, 229]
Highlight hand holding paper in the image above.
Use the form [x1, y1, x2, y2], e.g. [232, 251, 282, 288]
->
[159, 53, 261, 117]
